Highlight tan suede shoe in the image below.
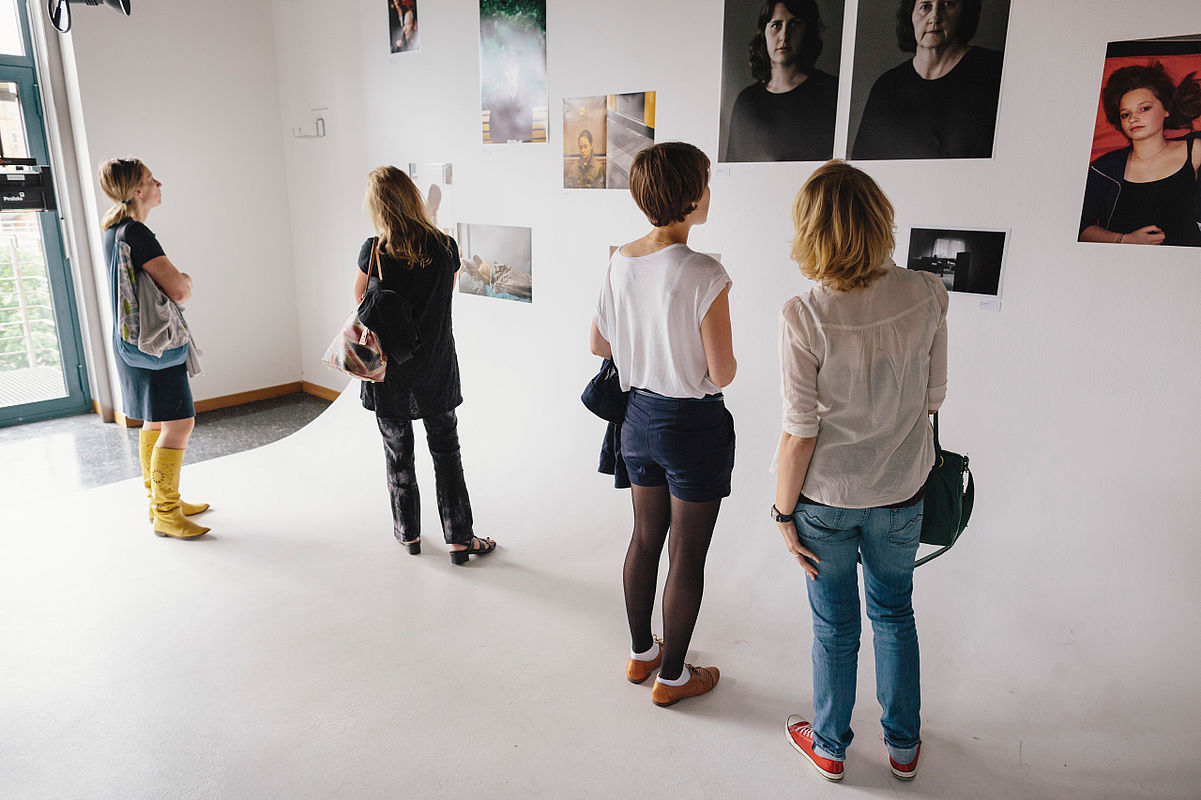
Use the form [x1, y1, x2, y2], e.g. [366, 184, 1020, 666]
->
[626, 636, 663, 684]
[651, 664, 719, 707]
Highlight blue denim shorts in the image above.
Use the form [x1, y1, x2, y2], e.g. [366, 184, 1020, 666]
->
[620, 389, 735, 502]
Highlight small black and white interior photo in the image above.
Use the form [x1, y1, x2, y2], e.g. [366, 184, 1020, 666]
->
[905, 226, 1008, 297]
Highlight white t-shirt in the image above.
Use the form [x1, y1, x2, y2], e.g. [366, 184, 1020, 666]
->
[595, 244, 732, 399]
[778, 262, 948, 507]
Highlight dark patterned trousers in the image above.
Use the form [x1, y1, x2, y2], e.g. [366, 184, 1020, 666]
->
[376, 411, 474, 546]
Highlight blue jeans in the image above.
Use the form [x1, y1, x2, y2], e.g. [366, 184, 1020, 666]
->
[793, 500, 923, 765]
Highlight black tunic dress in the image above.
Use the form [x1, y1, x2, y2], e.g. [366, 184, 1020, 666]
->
[104, 220, 194, 421]
[357, 233, 463, 419]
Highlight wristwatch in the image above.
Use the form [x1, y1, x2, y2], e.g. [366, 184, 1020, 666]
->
[771, 504, 794, 523]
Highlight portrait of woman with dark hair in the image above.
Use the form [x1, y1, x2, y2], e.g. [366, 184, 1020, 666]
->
[851, 0, 1006, 161]
[723, 0, 839, 163]
[1079, 61, 1201, 248]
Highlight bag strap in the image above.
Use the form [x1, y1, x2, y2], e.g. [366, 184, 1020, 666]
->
[931, 411, 942, 455]
[369, 237, 382, 282]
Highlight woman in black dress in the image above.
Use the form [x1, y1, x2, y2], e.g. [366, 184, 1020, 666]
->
[98, 158, 209, 539]
[725, 0, 837, 163]
[1079, 62, 1201, 248]
[355, 166, 495, 564]
[852, 0, 1004, 160]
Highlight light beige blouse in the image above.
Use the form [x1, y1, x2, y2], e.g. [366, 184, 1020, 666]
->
[779, 262, 948, 508]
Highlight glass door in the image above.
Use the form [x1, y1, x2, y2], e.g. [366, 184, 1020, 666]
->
[0, 0, 90, 425]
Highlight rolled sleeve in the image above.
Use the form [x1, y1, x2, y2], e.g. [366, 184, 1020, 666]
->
[927, 282, 949, 411]
[779, 302, 820, 438]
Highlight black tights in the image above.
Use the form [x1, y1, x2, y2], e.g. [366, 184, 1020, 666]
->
[623, 484, 721, 681]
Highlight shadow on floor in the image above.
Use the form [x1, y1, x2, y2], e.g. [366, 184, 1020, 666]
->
[0, 393, 331, 501]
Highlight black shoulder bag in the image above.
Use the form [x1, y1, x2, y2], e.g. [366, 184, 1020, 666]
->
[916, 412, 974, 566]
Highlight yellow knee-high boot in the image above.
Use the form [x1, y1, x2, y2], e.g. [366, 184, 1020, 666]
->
[150, 447, 210, 539]
[140, 429, 208, 520]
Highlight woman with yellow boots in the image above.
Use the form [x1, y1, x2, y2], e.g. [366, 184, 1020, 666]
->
[99, 158, 209, 539]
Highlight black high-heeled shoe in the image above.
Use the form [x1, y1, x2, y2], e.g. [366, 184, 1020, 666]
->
[450, 536, 496, 565]
[401, 536, 421, 555]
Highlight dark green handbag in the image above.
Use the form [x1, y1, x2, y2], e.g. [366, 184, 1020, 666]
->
[916, 413, 974, 567]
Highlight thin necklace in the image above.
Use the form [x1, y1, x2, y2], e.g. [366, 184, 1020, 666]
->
[647, 235, 681, 246]
[1132, 141, 1170, 161]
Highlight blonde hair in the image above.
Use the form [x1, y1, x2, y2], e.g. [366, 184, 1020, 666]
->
[364, 166, 444, 267]
[97, 158, 147, 231]
[790, 160, 896, 291]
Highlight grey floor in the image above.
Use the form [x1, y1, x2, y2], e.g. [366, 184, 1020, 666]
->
[0, 393, 330, 503]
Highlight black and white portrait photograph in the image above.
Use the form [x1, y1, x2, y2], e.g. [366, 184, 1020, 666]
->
[387, 0, 419, 54]
[718, 0, 844, 163]
[457, 223, 533, 303]
[848, 0, 1011, 161]
[906, 226, 1008, 297]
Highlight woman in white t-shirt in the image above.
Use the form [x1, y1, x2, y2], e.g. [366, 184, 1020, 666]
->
[774, 161, 948, 783]
[590, 142, 737, 708]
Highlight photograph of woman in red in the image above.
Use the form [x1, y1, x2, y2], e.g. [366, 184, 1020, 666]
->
[1079, 41, 1201, 248]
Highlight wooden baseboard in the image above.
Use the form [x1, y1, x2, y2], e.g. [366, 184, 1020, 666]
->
[301, 381, 342, 402]
[107, 381, 336, 426]
[114, 409, 141, 428]
[193, 382, 303, 414]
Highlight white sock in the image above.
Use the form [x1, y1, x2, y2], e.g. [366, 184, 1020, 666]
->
[630, 641, 660, 662]
[656, 668, 690, 687]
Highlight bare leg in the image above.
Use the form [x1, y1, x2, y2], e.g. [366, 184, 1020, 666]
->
[156, 417, 194, 449]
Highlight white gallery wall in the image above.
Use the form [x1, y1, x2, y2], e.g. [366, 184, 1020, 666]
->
[67, 0, 301, 403]
[265, 0, 1201, 784]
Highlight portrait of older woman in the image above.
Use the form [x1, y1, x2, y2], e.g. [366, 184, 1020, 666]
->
[850, 0, 1009, 161]
[719, 0, 843, 163]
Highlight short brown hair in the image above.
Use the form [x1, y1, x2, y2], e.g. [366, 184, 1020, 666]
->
[790, 160, 895, 291]
[628, 142, 710, 227]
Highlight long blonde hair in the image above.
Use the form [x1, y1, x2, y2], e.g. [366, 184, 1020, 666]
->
[790, 160, 896, 291]
[364, 166, 444, 267]
[98, 158, 146, 231]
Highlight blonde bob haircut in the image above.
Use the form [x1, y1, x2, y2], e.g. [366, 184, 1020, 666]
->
[364, 165, 444, 267]
[97, 157, 147, 231]
[790, 160, 896, 291]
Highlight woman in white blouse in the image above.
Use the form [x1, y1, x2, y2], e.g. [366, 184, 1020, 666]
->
[590, 142, 736, 708]
[773, 161, 947, 783]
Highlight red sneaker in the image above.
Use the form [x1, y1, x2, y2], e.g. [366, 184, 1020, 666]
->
[889, 743, 920, 780]
[785, 715, 844, 781]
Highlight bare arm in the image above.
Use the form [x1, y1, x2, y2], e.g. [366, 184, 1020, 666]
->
[353, 269, 368, 304]
[141, 255, 192, 304]
[699, 285, 736, 387]
[774, 431, 820, 579]
[589, 319, 612, 359]
[1079, 224, 1165, 245]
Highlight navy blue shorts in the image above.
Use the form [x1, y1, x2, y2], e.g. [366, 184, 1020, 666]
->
[620, 389, 735, 502]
